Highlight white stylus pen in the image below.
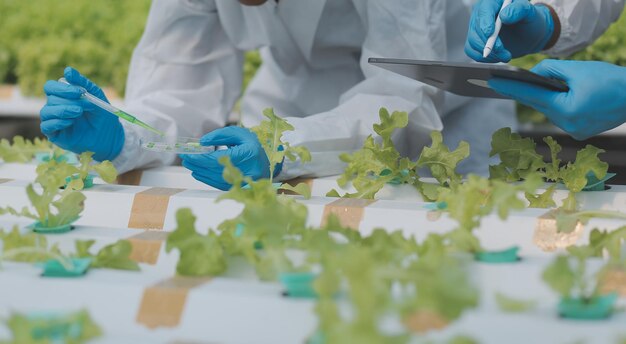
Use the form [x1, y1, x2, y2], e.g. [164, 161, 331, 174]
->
[483, 0, 513, 58]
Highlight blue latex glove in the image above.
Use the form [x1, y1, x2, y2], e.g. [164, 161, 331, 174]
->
[40, 67, 124, 162]
[465, 0, 555, 63]
[180, 126, 281, 190]
[489, 60, 626, 140]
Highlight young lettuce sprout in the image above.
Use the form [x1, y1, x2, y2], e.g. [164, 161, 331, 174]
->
[0, 157, 85, 228]
[0, 227, 74, 270]
[328, 108, 469, 201]
[0, 136, 54, 163]
[250, 108, 312, 198]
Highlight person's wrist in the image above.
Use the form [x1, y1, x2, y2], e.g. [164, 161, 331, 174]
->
[535, 4, 560, 51]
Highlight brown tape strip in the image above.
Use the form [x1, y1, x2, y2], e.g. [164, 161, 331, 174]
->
[533, 210, 583, 252]
[128, 187, 185, 230]
[128, 230, 169, 265]
[137, 276, 211, 329]
[0, 85, 13, 100]
[117, 169, 143, 186]
[404, 310, 449, 334]
[0, 178, 13, 184]
[321, 198, 376, 230]
[600, 268, 626, 296]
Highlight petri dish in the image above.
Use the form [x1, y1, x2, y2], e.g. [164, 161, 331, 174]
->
[140, 137, 214, 154]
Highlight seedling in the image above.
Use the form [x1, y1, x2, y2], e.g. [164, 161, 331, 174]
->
[0, 309, 102, 344]
[0, 227, 140, 273]
[552, 208, 626, 234]
[0, 150, 119, 230]
[251, 108, 312, 197]
[489, 128, 610, 209]
[0, 157, 85, 231]
[72, 239, 140, 271]
[328, 108, 469, 201]
[327, 109, 417, 199]
[67, 152, 118, 190]
[416, 130, 469, 191]
[588, 226, 626, 264]
[436, 174, 541, 257]
[542, 246, 618, 319]
[0, 226, 73, 271]
[0, 136, 53, 163]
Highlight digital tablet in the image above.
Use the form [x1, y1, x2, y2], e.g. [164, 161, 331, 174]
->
[368, 58, 569, 99]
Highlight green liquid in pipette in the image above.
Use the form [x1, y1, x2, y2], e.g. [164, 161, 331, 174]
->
[113, 110, 165, 136]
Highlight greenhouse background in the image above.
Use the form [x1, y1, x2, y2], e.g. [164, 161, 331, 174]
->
[1, 0, 626, 180]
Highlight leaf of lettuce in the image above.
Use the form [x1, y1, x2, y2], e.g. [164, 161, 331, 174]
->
[525, 185, 557, 209]
[250, 108, 311, 181]
[332, 108, 415, 199]
[543, 136, 562, 181]
[279, 182, 312, 199]
[542, 255, 575, 297]
[74, 239, 140, 271]
[489, 127, 545, 180]
[166, 208, 227, 276]
[417, 131, 469, 186]
[4, 309, 102, 344]
[560, 145, 608, 193]
[93, 160, 118, 183]
[0, 136, 53, 163]
[48, 191, 85, 227]
[0, 226, 59, 263]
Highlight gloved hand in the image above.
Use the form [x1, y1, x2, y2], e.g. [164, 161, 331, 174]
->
[40, 66, 124, 162]
[489, 59, 626, 140]
[465, 0, 556, 63]
[180, 126, 280, 190]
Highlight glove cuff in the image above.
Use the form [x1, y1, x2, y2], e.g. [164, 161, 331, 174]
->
[535, 4, 560, 51]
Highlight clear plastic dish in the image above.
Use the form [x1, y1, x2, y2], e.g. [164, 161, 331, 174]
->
[140, 137, 214, 154]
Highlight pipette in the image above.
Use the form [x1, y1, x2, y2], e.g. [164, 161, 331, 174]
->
[58, 78, 165, 136]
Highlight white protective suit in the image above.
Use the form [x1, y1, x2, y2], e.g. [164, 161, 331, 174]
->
[537, 0, 625, 57]
[114, 0, 517, 179]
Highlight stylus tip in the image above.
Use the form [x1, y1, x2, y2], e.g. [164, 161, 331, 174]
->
[482, 48, 491, 59]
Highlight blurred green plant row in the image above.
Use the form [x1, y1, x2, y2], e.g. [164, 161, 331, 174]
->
[512, 11, 626, 123]
[0, 0, 262, 97]
[0, 0, 151, 96]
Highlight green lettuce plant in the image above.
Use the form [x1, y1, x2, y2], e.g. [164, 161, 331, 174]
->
[0, 226, 71, 270]
[0, 150, 116, 228]
[0, 309, 101, 344]
[0, 159, 85, 228]
[68, 152, 118, 189]
[251, 108, 312, 197]
[0, 136, 53, 163]
[542, 246, 604, 302]
[0, 227, 140, 272]
[488, 128, 626, 233]
[328, 108, 469, 201]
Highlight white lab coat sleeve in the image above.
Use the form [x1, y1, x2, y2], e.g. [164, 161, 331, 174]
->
[112, 0, 244, 174]
[278, 0, 446, 180]
[536, 0, 625, 57]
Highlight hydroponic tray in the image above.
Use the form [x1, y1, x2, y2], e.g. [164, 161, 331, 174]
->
[2, 163, 626, 211]
[0, 221, 624, 344]
[1, 179, 626, 258]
